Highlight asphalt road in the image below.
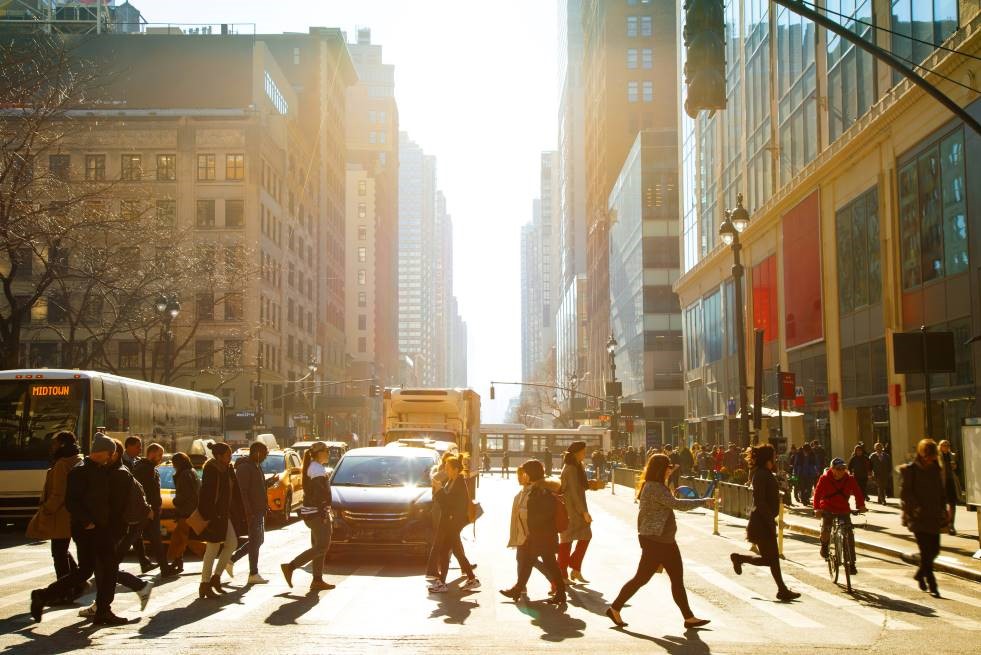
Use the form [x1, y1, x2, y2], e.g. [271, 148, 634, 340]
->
[0, 475, 978, 655]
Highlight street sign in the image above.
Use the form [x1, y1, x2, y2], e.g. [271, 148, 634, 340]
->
[778, 371, 796, 400]
[893, 330, 956, 373]
[620, 402, 644, 418]
[605, 381, 623, 398]
[292, 413, 310, 422]
[726, 398, 736, 416]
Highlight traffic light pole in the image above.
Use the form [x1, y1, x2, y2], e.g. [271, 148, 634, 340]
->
[773, 0, 981, 136]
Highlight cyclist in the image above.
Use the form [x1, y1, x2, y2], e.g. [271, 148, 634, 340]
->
[813, 457, 866, 574]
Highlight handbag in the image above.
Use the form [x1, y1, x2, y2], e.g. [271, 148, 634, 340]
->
[186, 509, 210, 535]
[467, 500, 483, 524]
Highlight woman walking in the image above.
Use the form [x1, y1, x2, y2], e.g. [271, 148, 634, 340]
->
[938, 440, 960, 536]
[607, 453, 713, 629]
[729, 444, 801, 601]
[166, 452, 200, 572]
[281, 441, 335, 592]
[428, 456, 479, 593]
[198, 442, 238, 599]
[27, 431, 82, 589]
[901, 438, 948, 597]
[558, 441, 601, 584]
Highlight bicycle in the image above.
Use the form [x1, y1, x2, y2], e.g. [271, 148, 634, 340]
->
[826, 510, 864, 592]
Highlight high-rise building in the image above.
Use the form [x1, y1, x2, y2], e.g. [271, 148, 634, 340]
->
[448, 296, 468, 388]
[345, 27, 399, 387]
[539, 151, 561, 358]
[675, 2, 980, 464]
[581, 0, 665, 404]
[558, 0, 587, 291]
[520, 218, 543, 384]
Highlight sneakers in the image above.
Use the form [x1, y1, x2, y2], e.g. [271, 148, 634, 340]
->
[93, 612, 130, 626]
[137, 581, 153, 611]
[776, 588, 801, 601]
[729, 553, 743, 575]
[819, 544, 829, 559]
[78, 602, 98, 618]
[29, 590, 44, 623]
[427, 581, 449, 594]
[281, 563, 294, 588]
[248, 574, 269, 585]
[460, 577, 481, 591]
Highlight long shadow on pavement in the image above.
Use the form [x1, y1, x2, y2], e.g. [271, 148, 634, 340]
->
[848, 589, 939, 618]
[135, 586, 248, 637]
[428, 588, 479, 625]
[615, 627, 712, 654]
[565, 584, 611, 617]
[264, 591, 322, 626]
[498, 599, 587, 643]
[4, 618, 100, 655]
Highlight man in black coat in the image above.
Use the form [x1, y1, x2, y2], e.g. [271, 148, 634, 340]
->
[31, 433, 129, 625]
[133, 443, 177, 577]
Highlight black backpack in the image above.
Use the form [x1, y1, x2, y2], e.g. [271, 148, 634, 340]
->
[124, 475, 150, 525]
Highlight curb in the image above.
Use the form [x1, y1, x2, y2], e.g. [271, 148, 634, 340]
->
[782, 519, 981, 583]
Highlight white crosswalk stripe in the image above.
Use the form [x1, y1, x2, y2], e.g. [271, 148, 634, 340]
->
[775, 570, 919, 630]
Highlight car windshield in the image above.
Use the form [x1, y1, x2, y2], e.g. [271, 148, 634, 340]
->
[158, 465, 201, 489]
[331, 455, 434, 487]
[233, 453, 285, 475]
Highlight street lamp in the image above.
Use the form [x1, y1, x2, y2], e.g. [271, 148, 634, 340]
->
[719, 193, 751, 448]
[306, 356, 319, 436]
[567, 371, 579, 428]
[155, 294, 180, 385]
[606, 334, 621, 449]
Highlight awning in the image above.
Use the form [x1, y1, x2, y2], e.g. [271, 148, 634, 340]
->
[737, 405, 804, 419]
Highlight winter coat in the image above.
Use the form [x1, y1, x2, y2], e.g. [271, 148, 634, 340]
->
[559, 462, 591, 543]
[900, 460, 947, 534]
[813, 469, 865, 515]
[434, 476, 470, 535]
[132, 458, 162, 512]
[870, 451, 891, 479]
[26, 452, 81, 540]
[940, 451, 959, 501]
[848, 453, 871, 480]
[173, 467, 200, 519]
[508, 478, 560, 548]
[746, 466, 779, 545]
[198, 459, 233, 543]
[234, 456, 268, 518]
[793, 450, 818, 480]
[108, 464, 147, 540]
[679, 448, 694, 475]
[526, 482, 560, 554]
[723, 448, 741, 472]
[637, 481, 710, 541]
[65, 457, 111, 532]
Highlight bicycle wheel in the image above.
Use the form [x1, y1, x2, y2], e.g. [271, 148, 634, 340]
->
[842, 529, 854, 593]
[832, 529, 842, 584]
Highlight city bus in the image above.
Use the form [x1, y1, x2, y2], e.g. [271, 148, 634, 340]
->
[0, 369, 223, 519]
[479, 424, 610, 461]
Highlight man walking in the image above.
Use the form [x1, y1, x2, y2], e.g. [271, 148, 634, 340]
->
[133, 443, 177, 578]
[121, 436, 150, 570]
[501, 450, 510, 479]
[234, 441, 270, 584]
[870, 442, 892, 505]
[31, 433, 129, 625]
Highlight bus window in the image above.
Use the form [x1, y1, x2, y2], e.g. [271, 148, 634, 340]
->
[103, 379, 126, 432]
[0, 380, 83, 462]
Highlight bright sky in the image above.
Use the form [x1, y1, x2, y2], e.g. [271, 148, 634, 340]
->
[135, 0, 560, 422]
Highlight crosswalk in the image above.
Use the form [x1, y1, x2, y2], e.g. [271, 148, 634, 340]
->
[1, 479, 978, 653]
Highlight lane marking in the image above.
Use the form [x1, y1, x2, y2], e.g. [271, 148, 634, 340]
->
[689, 564, 823, 629]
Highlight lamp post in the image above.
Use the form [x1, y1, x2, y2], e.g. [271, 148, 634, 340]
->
[568, 371, 579, 428]
[606, 334, 621, 448]
[306, 356, 319, 437]
[719, 193, 751, 448]
[155, 294, 181, 385]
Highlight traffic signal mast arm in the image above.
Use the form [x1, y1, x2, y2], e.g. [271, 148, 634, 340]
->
[773, 0, 981, 136]
[488, 380, 609, 404]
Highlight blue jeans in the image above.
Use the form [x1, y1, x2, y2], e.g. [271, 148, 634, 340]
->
[232, 514, 265, 575]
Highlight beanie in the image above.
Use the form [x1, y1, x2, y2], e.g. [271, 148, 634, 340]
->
[91, 432, 115, 455]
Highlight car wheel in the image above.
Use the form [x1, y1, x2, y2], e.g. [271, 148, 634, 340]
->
[281, 492, 292, 524]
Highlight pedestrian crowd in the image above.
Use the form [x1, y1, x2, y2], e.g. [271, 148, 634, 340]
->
[23, 429, 963, 631]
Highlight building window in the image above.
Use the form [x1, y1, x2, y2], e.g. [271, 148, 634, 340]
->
[642, 48, 653, 69]
[836, 187, 880, 315]
[293, 47, 300, 65]
[642, 81, 653, 102]
[223, 339, 243, 368]
[197, 154, 216, 181]
[358, 180, 367, 196]
[120, 154, 142, 181]
[358, 291, 367, 307]
[368, 131, 376, 144]
[195, 340, 214, 368]
[156, 200, 176, 226]
[358, 337, 367, 353]
[358, 225, 368, 240]
[898, 128, 967, 290]
[358, 203, 367, 218]
[627, 15, 638, 37]
[226, 154, 245, 181]
[224, 293, 243, 321]
[890, 0, 959, 75]
[120, 200, 142, 220]
[225, 199, 244, 228]
[196, 292, 214, 321]
[84, 154, 105, 181]
[358, 314, 367, 330]
[357, 246, 367, 263]
[703, 290, 723, 362]
[118, 342, 140, 369]
[640, 15, 652, 37]
[49, 155, 70, 181]
[196, 199, 216, 228]
[156, 154, 176, 181]
[358, 270, 367, 285]
[827, 0, 874, 142]
[627, 48, 638, 69]
[627, 81, 638, 103]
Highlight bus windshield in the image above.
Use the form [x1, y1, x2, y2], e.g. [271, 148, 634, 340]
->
[0, 380, 85, 462]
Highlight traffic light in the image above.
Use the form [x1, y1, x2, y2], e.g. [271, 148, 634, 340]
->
[683, 0, 726, 118]
[368, 382, 381, 397]
[489, 384, 495, 400]
[252, 382, 264, 402]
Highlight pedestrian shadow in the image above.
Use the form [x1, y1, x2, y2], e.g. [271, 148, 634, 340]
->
[428, 591, 478, 625]
[615, 626, 712, 654]
[565, 584, 610, 617]
[3, 618, 99, 655]
[849, 589, 939, 618]
[264, 591, 322, 626]
[135, 586, 248, 637]
[499, 600, 586, 643]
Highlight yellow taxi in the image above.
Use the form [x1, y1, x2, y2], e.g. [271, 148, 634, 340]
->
[232, 448, 304, 523]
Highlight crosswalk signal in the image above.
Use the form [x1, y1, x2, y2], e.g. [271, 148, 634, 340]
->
[683, 0, 726, 118]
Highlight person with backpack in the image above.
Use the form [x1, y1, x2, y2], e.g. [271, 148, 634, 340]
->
[166, 452, 199, 572]
[26, 431, 82, 592]
[558, 441, 602, 585]
[133, 443, 177, 578]
[427, 456, 479, 593]
[606, 453, 713, 629]
[500, 463, 560, 601]
[77, 439, 155, 618]
[120, 435, 151, 572]
[281, 441, 335, 593]
[901, 438, 948, 597]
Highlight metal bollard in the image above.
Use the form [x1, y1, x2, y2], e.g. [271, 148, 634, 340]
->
[713, 486, 720, 536]
[778, 497, 785, 558]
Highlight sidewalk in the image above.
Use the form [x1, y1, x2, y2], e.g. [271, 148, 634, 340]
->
[611, 477, 981, 582]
